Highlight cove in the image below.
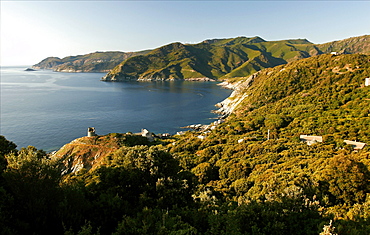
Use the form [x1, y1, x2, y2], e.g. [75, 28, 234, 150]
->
[0, 66, 232, 152]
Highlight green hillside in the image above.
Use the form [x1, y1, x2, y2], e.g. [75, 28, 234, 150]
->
[32, 35, 369, 78]
[102, 37, 316, 81]
[2, 53, 370, 234]
[102, 35, 369, 81]
[167, 54, 370, 233]
[317, 35, 370, 54]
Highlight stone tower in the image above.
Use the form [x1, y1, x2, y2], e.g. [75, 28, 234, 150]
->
[87, 127, 96, 137]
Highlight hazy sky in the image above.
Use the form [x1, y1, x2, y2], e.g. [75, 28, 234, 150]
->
[1, 1, 369, 66]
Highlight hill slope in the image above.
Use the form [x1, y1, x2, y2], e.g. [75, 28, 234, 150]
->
[4, 53, 370, 234]
[52, 133, 149, 174]
[317, 35, 370, 54]
[32, 50, 150, 72]
[216, 53, 370, 142]
[166, 54, 370, 233]
[102, 35, 370, 81]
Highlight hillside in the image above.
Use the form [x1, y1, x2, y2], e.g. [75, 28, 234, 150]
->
[32, 50, 150, 72]
[2, 51, 370, 234]
[167, 53, 370, 233]
[101, 35, 370, 81]
[317, 35, 370, 54]
[101, 37, 315, 81]
[52, 133, 150, 174]
[32, 35, 369, 79]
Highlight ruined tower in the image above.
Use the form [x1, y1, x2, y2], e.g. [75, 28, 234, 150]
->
[87, 127, 97, 137]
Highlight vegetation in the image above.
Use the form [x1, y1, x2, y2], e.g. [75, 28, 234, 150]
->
[32, 50, 151, 72]
[2, 54, 370, 234]
[102, 35, 370, 81]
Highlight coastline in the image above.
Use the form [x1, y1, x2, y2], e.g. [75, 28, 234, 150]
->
[1, 68, 231, 152]
[214, 73, 257, 116]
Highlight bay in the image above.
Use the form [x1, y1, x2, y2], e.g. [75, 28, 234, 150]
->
[0, 66, 231, 152]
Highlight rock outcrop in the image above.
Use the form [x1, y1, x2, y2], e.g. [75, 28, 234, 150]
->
[52, 133, 149, 174]
[215, 73, 258, 116]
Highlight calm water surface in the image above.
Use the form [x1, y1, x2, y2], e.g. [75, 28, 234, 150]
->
[0, 66, 231, 151]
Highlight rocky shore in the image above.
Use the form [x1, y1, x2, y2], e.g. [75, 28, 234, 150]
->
[214, 73, 258, 116]
[101, 74, 216, 82]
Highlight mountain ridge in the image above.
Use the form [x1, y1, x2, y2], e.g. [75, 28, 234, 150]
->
[32, 35, 370, 79]
[32, 50, 151, 72]
[101, 35, 370, 81]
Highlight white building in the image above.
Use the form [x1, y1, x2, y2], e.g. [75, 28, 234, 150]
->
[365, 78, 370, 87]
[344, 140, 367, 150]
[141, 129, 154, 141]
[300, 135, 323, 145]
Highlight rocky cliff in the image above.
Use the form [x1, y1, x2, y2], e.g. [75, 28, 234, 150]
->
[215, 72, 258, 115]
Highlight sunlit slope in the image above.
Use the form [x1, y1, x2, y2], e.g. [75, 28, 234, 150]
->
[218, 53, 370, 143]
[32, 50, 151, 72]
[52, 133, 149, 174]
[102, 35, 370, 81]
[102, 37, 314, 81]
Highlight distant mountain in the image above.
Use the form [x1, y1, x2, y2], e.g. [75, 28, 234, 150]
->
[32, 35, 369, 79]
[101, 37, 314, 81]
[32, 50, 151, 72]
[101, 35, 370, 81]
[317, 35, 370, 54]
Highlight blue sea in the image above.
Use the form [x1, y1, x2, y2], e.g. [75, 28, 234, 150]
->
[0, 66, 231, 152]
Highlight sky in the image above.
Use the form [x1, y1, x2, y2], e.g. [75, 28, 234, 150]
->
[1, 0, 370, 66]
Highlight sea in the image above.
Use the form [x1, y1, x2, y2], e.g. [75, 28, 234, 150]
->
[0, 66, 232, 152]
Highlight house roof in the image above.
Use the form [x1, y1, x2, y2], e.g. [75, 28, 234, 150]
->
[300, 135, 323, 142]
[344, 140, 367, 150]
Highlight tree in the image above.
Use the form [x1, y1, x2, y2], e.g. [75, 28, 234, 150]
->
[3, 146, 64, 234]
[319, 153, 370, 205]
[0, 135, 17, 171]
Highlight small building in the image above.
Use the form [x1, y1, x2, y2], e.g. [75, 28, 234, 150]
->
[197, 135, 206, 140]
[365, 78, 370, 87]
[87, 127, 97, 137]
[331, 52, 339, 56]
[141, 129, 154, 141]
[300, 135, 323, 145]
[344, 140, 367, 150]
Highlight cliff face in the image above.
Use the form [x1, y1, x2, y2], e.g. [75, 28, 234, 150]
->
[215, 73, 257, 115]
